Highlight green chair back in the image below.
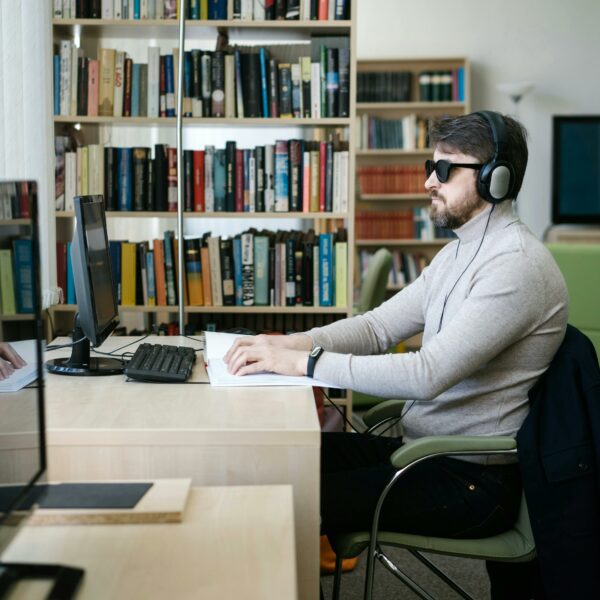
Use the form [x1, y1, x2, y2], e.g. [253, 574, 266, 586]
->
[355, 248, 393, 314]
[546, 243, 600, 356]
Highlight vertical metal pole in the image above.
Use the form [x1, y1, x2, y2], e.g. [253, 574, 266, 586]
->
[176, 4, 186, 335]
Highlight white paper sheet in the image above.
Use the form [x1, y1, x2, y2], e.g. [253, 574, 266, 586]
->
[204, 331, 341, 388]
[0, 339, 40, 393]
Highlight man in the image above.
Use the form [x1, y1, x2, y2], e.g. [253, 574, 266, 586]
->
[224, 111, 568, 587]
[0, 342, 26, 380]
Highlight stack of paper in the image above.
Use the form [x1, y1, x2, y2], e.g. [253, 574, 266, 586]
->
[0, 339, 40, 393]
[204, 331, 340, 388]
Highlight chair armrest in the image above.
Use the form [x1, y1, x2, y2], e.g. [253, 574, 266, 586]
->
[390, 436, 517, 470]
[362, 400, 406, 428]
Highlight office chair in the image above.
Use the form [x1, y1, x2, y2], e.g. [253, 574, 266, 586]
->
[546, 243, 600, 357]
[353, 248, 393, 416]
[328, 401, 535, 600]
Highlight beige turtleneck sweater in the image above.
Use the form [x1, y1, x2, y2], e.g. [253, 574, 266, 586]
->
[308, 201, 568, 457]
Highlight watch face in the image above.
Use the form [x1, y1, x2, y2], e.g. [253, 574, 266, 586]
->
[310, 346, 322, 358]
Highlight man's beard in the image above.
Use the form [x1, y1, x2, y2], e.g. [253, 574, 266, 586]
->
[430, 192, 485, 230]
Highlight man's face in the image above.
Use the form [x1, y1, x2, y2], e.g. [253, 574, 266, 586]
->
[425, 148, 487, 229]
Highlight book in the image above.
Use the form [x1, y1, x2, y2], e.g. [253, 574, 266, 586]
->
[0, 249, 16, 315]
[241, 51, 262, 118]
[98, 48, 116, 116]
[213, 148, 227, 211]
[211, 51, 225, 117]
[219, 238, 235, 306]
[274, 140, 289, 212]
[207, 236, 223, 306]
[121, 242, 137, 306]
[253, 234, 269, 305]
[163, 230, 177, 305]
[117, 148, 133, 211]
[152, 238, 167, 306]
[241, 231, 254, 306]
[184, 238, 204, 306]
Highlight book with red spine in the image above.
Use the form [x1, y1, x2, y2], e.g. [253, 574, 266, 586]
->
[193, 150, 205, 212]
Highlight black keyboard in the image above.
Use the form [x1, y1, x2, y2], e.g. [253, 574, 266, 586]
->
[124, 343, 197, 383]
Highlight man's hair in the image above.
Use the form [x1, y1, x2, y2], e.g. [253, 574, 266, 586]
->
[429, 112, 529, 199]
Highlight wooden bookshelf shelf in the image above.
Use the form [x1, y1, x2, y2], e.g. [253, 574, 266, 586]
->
[53, 116, 351, 126]
[56, 211, 348, 219]
[0, 313, 35, 322]
[356, 239, 452, 247]
[52, 18, 352, 36]
[50, 304, 347, 315]
[0, 219, 32, 226]
[356, 101, 465, 111]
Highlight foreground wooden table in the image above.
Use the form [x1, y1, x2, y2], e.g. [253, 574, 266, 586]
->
[2, 485, 297, 599]
[43, 336, 320, 600]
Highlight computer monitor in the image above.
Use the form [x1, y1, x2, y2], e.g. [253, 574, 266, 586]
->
[0, 180, 82, 597]
[552, 115, 600, 224]
[45, 195, 123, 376]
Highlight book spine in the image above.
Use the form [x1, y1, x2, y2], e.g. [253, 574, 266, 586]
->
[319, 232, 332, 306]
[204, 146, 215, 211]
[274, 140, 289, 212]
[211, 50, 225, 117]
[193, 150, 205, 211]
[163, 231, 177, 305]
[232, 236, 243, 306]
[184, 150, 194, 211]
[113, 50, 125, 117]
[338, 47, 350, 117]
[220, 238, 235, 305]
[259, 47, 270, 117]
[152, 238, 167, 306]
[147, 47, 160, 117]
[167, 146, 178, 211]
[98, 48, 116, 116]
[278, 63, 292, 118]
[268, 58, 279, 118]
[225, 140, 236, 212]
[164, 54, 175, 117]
[289, 139, 303, 212]
[213, 148, 227, 211]
[87, 59, 99, 116]
[241, 231, 254, 305]
[12, 239, 34, 313]
[235, 148, 244, 212]
[117, 147, 133, 210]
[130, 62, 141, 117]
[255, 145, 265, 212]
[253, 236, 269, 305]
[224, 53, 236, 118]
[264, 144, 275, 211]
[123, 57, 133, 116]
[201, 52, 212, 117]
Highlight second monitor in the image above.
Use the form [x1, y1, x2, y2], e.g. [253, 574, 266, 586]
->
[46, 195, 123, 376]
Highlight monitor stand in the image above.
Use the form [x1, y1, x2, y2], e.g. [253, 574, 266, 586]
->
[45, 315, 123, 376]
[0, 562, 83, 599]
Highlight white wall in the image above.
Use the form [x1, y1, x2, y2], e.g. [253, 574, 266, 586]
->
[356, 0, 600, 238]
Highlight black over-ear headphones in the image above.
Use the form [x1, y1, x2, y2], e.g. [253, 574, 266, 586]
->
[475, 111, 516, 203]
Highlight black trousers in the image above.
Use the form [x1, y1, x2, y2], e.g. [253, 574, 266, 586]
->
[321, 432, 539, 599]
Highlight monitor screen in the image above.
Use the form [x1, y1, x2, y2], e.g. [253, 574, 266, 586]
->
[552, 115, 600, 224]
[71, 195, 118, 347]
[0, 181, 45, 555]
[45, 196, 122, 376]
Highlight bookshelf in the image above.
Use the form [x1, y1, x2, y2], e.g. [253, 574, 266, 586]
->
[354, 56, 470, 296]
[49, 6, 356, 365]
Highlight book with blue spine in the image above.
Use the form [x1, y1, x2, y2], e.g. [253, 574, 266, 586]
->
[117, 147, 133, 211]
[208, 0, 227, 19]
[146, 249, 156, 306]
[131, 63, 141, 117]
[12, 239, 34, 313]
[133, 0, 141, 18]
[232, 235, 243, 306]
[164, 54, 175, 117]
[66, 241, 76, 305]
[259, 47, 269, 118]
[457, 67, 465, 102]
[318, 232, 333, 306]
[53, 55, 60, 115]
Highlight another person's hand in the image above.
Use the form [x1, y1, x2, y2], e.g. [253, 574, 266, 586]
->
[0, 343, 26, 380]
[224, 334, 313, 377]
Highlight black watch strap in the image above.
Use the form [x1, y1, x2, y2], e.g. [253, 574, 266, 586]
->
[307, 346, 324, 378]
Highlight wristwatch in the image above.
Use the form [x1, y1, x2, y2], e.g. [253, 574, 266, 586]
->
[307, 346, 325, 378]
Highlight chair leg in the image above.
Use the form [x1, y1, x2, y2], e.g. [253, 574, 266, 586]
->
[376, 549, 436, 600]
[331, 553, 343, 600]
[410, 550, 476, 600]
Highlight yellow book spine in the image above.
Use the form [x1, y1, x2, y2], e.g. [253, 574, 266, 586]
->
[0, 249, 16, 315]
[120, 242, 137, 306]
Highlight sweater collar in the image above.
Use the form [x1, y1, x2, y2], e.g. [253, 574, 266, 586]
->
[453, 200, 518, 244]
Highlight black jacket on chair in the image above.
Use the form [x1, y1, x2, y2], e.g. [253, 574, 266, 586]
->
[517, 325, 600, 599]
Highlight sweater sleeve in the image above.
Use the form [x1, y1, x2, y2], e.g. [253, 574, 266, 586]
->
[306, 268, 427, 355]
[312, 254, 550, 399]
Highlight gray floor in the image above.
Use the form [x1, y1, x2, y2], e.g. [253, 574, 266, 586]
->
[320, 547, 490, 600]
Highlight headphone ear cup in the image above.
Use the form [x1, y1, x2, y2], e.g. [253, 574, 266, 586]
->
[478, 161, 514, 203]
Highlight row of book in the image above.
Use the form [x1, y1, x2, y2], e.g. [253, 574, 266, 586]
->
[53, 0, 351, 20]
[0, 182, 35, 220]
[357, 165, 426, 195]
[357, 114, 432, 150]
[357, 71, 412, 103]
[358, 249, 429, 290]
[54, 138, 349, 213]
[418, 69, 465, 102]
[54, 41, 350, 119]
[0, 239, 35, 316]
[356, 209, 455, 241]
[57, 227, 349, 309]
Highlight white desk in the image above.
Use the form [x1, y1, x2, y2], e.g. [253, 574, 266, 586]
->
[2, 485, 297, 600]
[43, 336, 320, 600]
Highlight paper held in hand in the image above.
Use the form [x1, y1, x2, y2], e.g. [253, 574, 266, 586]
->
[204, 331, 341, 388]
[0, 339, 40, 393]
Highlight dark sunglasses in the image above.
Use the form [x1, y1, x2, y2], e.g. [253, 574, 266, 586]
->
[425, 159, 483, 183]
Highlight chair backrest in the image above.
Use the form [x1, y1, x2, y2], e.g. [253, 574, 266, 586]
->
[546, 243, 600, 357]
[356, 248, 393, 314]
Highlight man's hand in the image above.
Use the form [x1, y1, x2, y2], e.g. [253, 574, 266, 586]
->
[223, 334, 313, 377]
[0, 343, 26, 380]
